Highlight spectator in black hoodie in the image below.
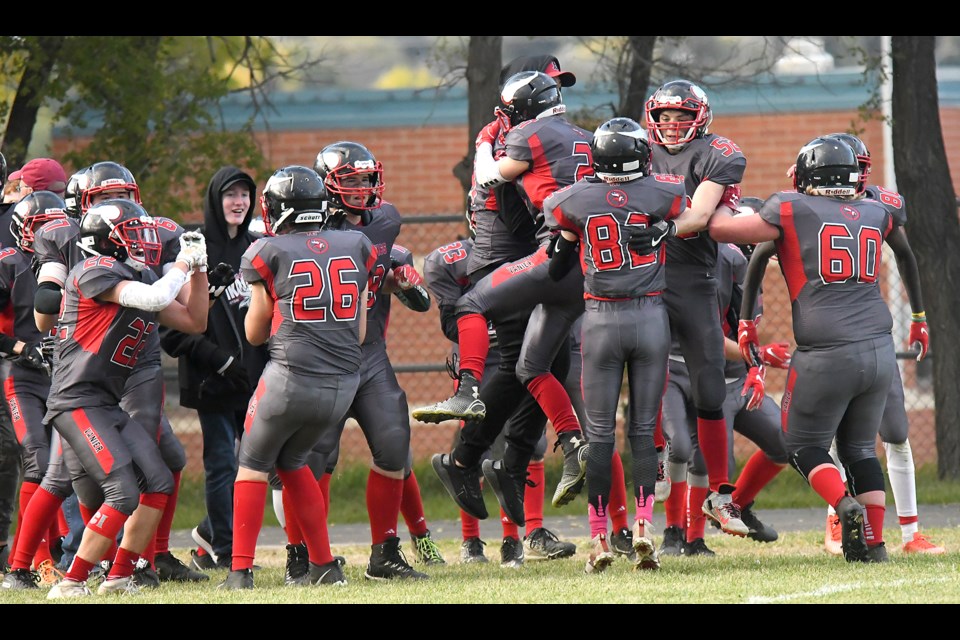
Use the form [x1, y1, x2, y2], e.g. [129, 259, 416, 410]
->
[161, 166, 268, 569]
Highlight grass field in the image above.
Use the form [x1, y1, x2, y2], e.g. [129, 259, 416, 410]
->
[4, 528, 959, 604]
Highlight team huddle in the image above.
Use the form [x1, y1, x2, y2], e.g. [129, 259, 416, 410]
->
[0, 53, 947, 599]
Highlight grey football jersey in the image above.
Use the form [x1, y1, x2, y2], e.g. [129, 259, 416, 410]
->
[0, 246, 43, 344]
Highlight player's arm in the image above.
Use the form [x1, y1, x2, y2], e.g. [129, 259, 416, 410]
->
[548, 230, 580, 281]
[707, 206, 781, 245]
[886, 225, 929, 361]
[244, 281, 273, 347]
[739, 241, 776, 340]
[358, 283, 369, 345]
[34, 262, 68, 333]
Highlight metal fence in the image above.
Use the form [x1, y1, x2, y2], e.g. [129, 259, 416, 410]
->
[165, 216, 937, 476]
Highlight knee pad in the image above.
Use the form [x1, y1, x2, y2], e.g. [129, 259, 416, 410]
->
[789, 446, 835, 482]
[847, 457, 885, 496]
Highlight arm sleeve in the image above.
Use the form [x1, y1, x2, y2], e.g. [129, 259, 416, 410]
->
[117, 268, 189, 312]
[548, 234, 579, 282]
[34, 281, 62, 315]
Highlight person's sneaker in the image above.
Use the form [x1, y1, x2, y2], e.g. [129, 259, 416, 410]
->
[365, 537, 429, 581]
[552, 432, 589, 508]
[190, 548, 218, 571]
[902, 532, 946, 554]
[47, 579, 91, 599]
[411, 530, 446, 565]
[655, 446, 671, 502]
[863, 542, 889, 563]
[97, 575, 140, 595]
[659, 526, 685, 556]
[500, 536, 524, 568]
[631, 520, 660, 571]
[682, 538, 716, 557]
[584, 533, 615, 574]
[412, 371, 485, 423]
[131, 558, 161, 588]
[824, 512, 843, 556]
[218, 568, 254, 590]
[523, 527, 576, 561]
[87, 560, 112, 584]
[482, 459, 528, 526]
[37, 559, 65, 587]
[284, 543, 309, 585]
[740, 501, 778, 543]
[154, 551, 210, 582]
[836, 496, 868, 563]
[432, 453, 488, 520]
[191, 523, 218, 565]
[303, 560, 347, 586]
[460, 537, 488, 564]
[610, 527, 637, 561]
[702, 484, 749, 536]
[1, 568, 39, 590]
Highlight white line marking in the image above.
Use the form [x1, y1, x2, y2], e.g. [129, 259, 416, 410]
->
[747, 577, 952, 603]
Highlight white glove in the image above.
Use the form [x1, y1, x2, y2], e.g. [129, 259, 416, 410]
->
[475, 142, 507, 189]
[177, 231, 208, 272]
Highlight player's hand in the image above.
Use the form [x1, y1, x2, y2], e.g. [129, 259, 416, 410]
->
[742, 365, 766, 411]
[627, 220, 676, 255]
[393, 264, 423, 291]
[494, 107, 512, 143]
[207, 262, 236, 300]
[759, 341, 791, 369]
[738, 319, 761, 366]
[15, 342, 49, 373]
[40, 335, 56, 360]
[719, 184, 741, 209]
[909, 318, 929, 361]
[476, 120, 501, 148]
[177, 231, 208, 272]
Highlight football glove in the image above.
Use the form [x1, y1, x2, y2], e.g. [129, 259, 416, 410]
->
[207, 262, 237, 300]
[738, 319, 761, 366]
[742, 365, 766, 411]
[393, 264, 423, 291]
[14, 342, 49, 374]
[177, 231, 208, 272]
[759, 341, 791, 369]
[628, 220, 676, 254]
[909, 319, 929, 361]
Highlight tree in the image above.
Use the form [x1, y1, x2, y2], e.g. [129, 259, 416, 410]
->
[452, 37, 502, 199]
[891, 36, 960, 478]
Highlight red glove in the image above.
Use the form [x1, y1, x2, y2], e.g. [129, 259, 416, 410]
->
[719, 183, 741, 210]
[742, 365, 766, 411]
[476, 120, 501, 148]
[738, 319, 761, 366]
[393, 264, 423, 290]
[759, 341, 792, 369]
[909, 318, 929, 361]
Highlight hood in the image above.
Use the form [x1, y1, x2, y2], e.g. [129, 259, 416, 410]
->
[204, 166, 257, 267]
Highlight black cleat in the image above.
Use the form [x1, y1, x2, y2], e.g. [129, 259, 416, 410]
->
[610, 527, 637, 561]
[863, 542, 889, 563]
[432, 453, 487, 520]
[481, 459, 528, 526]
[131, 559, 161, 589]
[412, 371, 485, 423]
[460, 537, 488, 564]
[154, 551, 210, 582]
[552, 431, 588, 507]
[740, 502, 779, 543]
[284, 543, 309, 585]
[364, 537, 429, 581]
[681, 537, 716, 557]
[659, 526, 685, 556]
[837, 496, 868, 563]
[500, 536, 524, 568]
[411, 530, 446, 565]
[302, 560, 347, 586]
[523, 527, 576, 561]
[1, 568, 39, 590]
[218, 568, 254, 590]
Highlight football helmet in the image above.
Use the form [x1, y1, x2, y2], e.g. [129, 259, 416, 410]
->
[591, 117, 652, 182]
[10, 191, 67, 254]
[823, 132, 871, 193]
[793, 137, 860, 197]
[644, 80, 713, 149]
[313, 141, 384, 214]
[260, 165, 329, 236]
[78, 199, 162, 268]
[63, 166, 92, 218]
[499, 71, 563, 126]
[80, 161, 141, 213]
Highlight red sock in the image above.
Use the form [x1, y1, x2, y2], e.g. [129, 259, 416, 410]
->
[32, 518, 58, 566]
[153, 471, 180, 555]
[64, 556, 95, 583]
[10, 481, 40, 563]
[524, 461, 544, 532]
[57, 504, 69, 538]
[899, 514, 919, 527]
[365, 470, 402, 546]
[456, 313, 491, 381]
[653, 406, 665, 451]
[732, 452, 784, 507]
[318, 473, 332, 511]
[500, 508, 519, 539]
[232, 480, 268, 571]
[665, 480, 687, 528]
[527, 374, 580, 435]
[609, 451, 629, 531]
[278, 467, 333, 566]
[461, 510, 480, 539]
[282, 487, 304, 545]
[400, 471, 428, 537]
[864, 503, 885, 546]
[697, 417, 729, 489]
[809, 466, 847, 509]
[10, 487, 61, 571]
[686, 485, 709, 542]
[108, 547, 139, 580]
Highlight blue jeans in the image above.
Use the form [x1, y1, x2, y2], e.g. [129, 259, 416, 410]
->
[56, 492, 85, 571]
[198, 409, 244, 560]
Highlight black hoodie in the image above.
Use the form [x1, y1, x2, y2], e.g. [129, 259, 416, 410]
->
[161, 166, 268, 411]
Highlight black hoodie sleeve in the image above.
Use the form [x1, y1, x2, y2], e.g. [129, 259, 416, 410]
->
[160, 327, 231, 374]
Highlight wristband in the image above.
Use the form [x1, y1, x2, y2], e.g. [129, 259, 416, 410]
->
[911, 312, 926, 322]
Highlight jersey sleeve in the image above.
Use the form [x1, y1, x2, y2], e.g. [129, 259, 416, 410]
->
[240, 238, 269, 286]
[76, 261, 127, 300]
[700, 135, 747, 186]
[390, 243, 414, 269]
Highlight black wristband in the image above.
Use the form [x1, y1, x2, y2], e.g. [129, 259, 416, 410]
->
[0, 333, 18, 357]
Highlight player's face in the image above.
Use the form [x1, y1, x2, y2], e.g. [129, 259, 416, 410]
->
[222, 184, 251, 228]
[89, 189, 134, 206]
[340, 173, 373, 209]
[657, 109, 695, 146]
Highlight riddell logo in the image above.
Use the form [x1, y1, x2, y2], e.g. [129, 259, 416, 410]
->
[7, 398, 21, 423]
[83, 427, 104, 453]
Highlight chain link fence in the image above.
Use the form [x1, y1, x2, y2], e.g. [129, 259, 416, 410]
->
[166, 216, 937, 476]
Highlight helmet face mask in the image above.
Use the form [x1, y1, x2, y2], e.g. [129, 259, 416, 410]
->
[81, 162, 141, 214]
[79, 199, 162, 268]
[64, 166, 92, 218]
[793, 137, 860, 197]
[645, 80, 713, 150]
[11, 191, 68, 253]
[499, 70, 563, 126]
[260, 165, 329, 236]
[313, 142, 384, 214]
[591, 117, 652, 183]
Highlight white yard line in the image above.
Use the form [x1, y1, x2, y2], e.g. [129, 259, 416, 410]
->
[747, 576, 952, 603]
